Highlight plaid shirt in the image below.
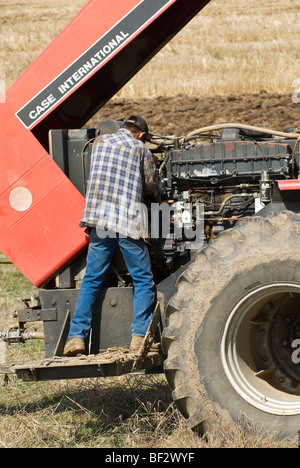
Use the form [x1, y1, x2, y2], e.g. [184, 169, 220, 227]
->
[80, 128, 158, 239]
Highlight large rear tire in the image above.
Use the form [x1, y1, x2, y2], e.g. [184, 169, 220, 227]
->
[162, 211, 300, 439]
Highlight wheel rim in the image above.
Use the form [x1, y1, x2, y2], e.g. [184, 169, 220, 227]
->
[221, 283, 300, 415]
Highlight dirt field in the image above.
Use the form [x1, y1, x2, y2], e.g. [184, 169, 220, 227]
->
[88, 91, 300, 137]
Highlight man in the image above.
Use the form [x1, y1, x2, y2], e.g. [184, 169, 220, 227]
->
[63, 115, 158, 357]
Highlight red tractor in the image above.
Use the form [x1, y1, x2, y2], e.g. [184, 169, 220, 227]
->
[1, 0, 299, 440]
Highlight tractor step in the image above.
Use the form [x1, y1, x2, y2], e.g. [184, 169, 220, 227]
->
[0, 348, 163, 382]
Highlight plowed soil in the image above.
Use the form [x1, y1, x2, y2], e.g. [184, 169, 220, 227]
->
[89, 92, 300, 137]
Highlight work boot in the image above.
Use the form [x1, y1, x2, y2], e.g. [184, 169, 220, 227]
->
[129, 335, 144, 352]
[63, 337, 86, 357]
[129, 335, 161, 353]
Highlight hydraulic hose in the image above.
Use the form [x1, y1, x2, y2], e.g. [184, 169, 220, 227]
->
[181, 123, 300, 143]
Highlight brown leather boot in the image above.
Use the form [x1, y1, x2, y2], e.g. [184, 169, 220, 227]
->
[63, 337, 85, 357]
[129, 335, 161, 353]
[129, 335, 144, 352]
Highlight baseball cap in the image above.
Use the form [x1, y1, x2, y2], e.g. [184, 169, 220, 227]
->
[126, 115, 149, 135]
[96, 119, 121, 136]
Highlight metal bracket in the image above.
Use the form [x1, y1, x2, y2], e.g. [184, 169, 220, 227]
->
[17, 307, 57, 323]
[131, 302, 162, 373]
[53, 310, 70, 357]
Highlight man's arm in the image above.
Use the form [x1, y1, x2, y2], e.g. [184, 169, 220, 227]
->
[143, 149, 158, 194]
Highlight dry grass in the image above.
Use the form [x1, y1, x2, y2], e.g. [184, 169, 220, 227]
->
[0, 258, 297, 448]
[1, 0, 300, 97]
[124, 0, 300, 97]
[0, 372, 295, 449]
[0, 0, 86, 90]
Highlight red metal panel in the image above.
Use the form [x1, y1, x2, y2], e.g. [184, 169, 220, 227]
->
[0, 182, 87, 287]
[0, 105, 46, 195]
[14, 0, 178, 136]
[0, 155, 66, 234]
[12, 0, 144, 129]
[0, 0, 211, 286]
[0, 107, 87, 286]
[277, 180, 300, 191]
[15, 0, 210, 147]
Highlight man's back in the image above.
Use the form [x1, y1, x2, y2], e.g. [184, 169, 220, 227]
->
[80, 128, 157, 239]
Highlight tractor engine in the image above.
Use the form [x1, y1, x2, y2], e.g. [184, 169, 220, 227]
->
[48, 123, 299, 286]
[151, 125, 299, 277]
[2, 122, 300, 372]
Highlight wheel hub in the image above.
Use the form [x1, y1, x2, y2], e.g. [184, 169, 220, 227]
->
[221, 283, 300, 415]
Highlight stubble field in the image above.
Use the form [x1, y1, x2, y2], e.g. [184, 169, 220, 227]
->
[0, 0, 300, 448]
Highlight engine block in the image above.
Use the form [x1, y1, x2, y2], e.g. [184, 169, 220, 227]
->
[169, 139, 293, 184]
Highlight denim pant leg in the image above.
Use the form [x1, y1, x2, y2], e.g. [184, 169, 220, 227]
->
[68, 230, 117, 339]
[118, 236, 156, 337]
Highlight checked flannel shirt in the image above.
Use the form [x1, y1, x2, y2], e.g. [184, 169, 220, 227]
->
[80, 128, 158, 239]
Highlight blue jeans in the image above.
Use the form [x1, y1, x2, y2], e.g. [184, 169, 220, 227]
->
[68, 229, 156, 340]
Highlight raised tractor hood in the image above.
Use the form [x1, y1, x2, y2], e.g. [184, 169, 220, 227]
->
[0, 0, 210, 287]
